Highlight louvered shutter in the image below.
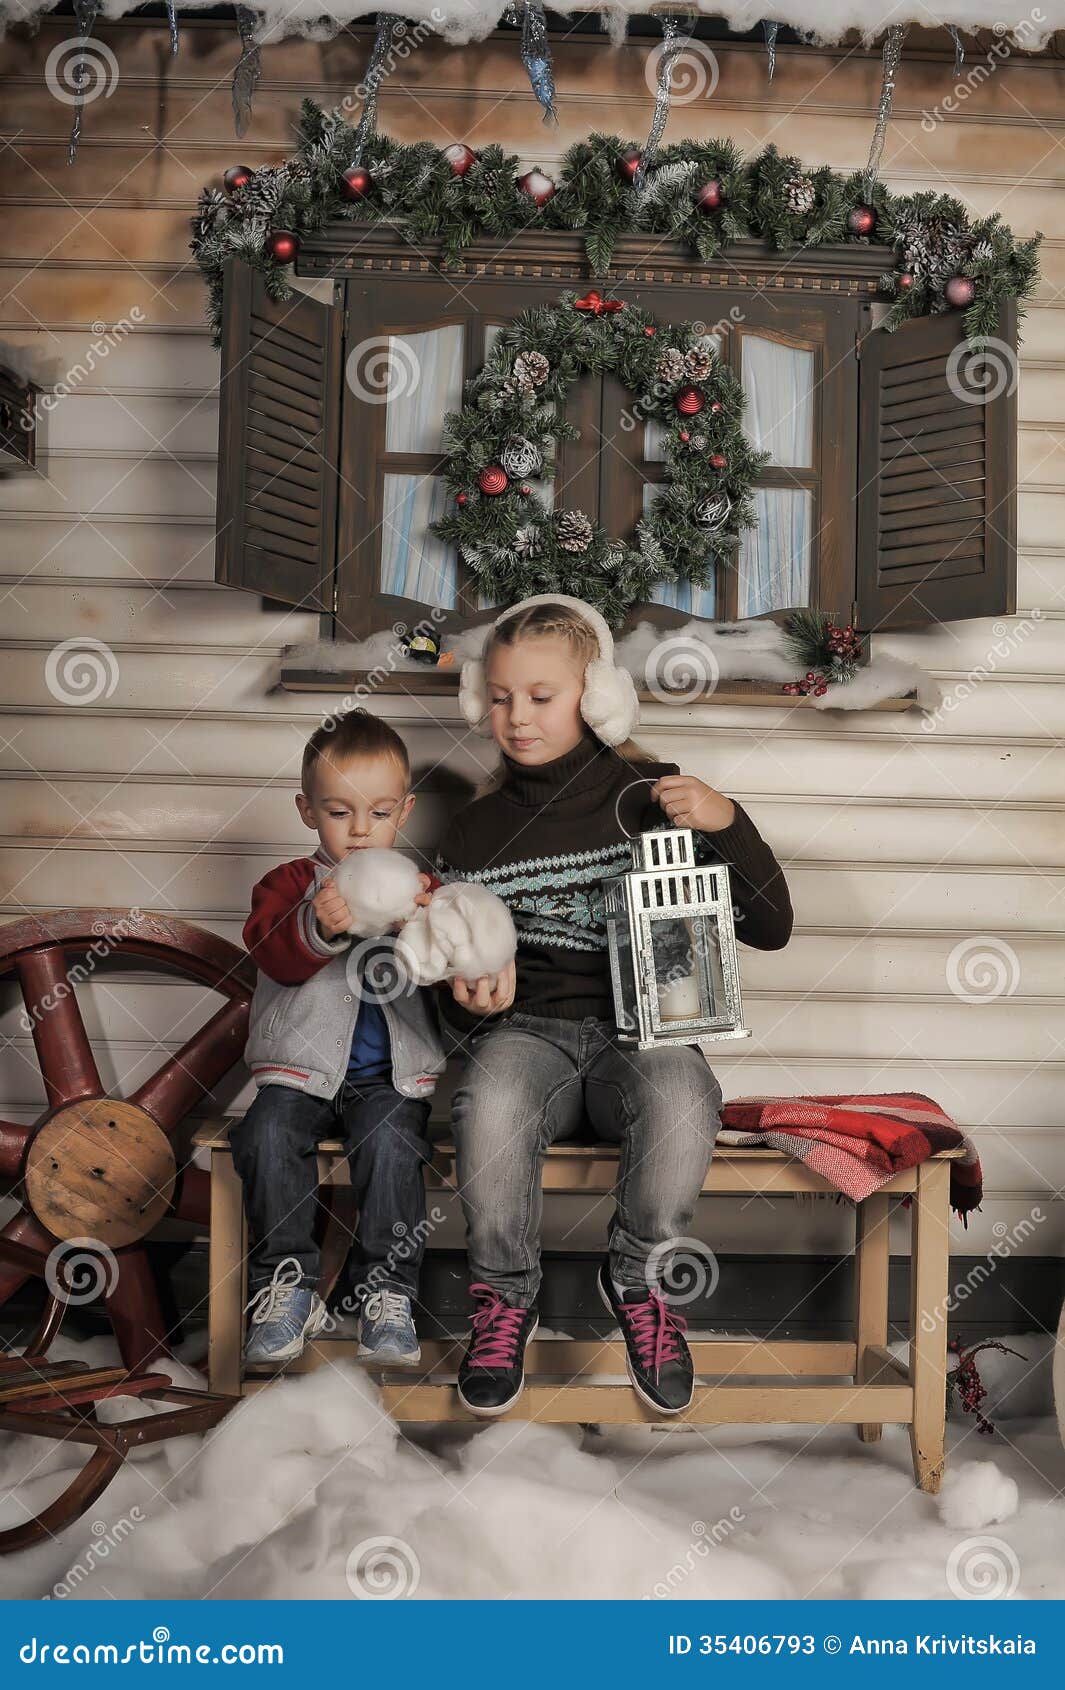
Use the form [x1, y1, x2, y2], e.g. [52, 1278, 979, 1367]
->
[856, 301, 1017, 629]
[215, 260, 341, 609]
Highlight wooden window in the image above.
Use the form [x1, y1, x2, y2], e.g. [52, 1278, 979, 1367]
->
[214, 234, 1018, 650]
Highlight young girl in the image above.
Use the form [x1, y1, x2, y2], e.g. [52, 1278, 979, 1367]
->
[437, 595, 793, 1417]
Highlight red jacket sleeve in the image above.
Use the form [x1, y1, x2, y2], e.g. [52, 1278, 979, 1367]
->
[242, 858, 349, 986]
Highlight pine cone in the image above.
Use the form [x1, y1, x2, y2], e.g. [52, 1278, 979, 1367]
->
[655, 347, 686, 387]
[556, 509, 593, 553]
[513, 350, 549, 388]
[684, 348, 714, 381]
[785, 174, 816, 214]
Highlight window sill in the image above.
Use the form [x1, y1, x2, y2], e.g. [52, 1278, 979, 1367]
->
[278, 668, 917, 711]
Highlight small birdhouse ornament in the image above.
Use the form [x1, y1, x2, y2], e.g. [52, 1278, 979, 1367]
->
[602, 828, 750, 1050]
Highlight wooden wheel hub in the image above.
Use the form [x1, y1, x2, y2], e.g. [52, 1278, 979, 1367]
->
[24, 1100, 177, 1249]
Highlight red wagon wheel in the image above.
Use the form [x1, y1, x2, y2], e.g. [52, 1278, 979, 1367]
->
[0, 911, 257, 1374]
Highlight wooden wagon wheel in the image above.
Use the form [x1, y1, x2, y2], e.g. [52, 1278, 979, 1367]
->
[0, 911, 257, 1374]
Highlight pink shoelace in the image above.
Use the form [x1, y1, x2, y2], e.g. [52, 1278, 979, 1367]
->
[620, 1292, 688, 1379]
[466, 1282, 527, 1369]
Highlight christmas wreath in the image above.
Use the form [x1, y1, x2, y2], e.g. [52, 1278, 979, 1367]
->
[429, 290, 767, 626]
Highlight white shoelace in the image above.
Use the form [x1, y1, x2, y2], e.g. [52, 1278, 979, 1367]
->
[362, 1289, 409, 1324]
[246, 1257, 305, 1327]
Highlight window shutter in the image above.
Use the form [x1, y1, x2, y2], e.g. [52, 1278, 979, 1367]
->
[215, 260, 342, 610]
[856, 300, 1017, 629]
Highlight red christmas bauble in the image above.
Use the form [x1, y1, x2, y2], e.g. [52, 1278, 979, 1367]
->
[644, 326, 656, 337]
[710, 400, 722, 413]
[945, 275, 976, 309]
[516, 168, 556, 207]
[443, 143, 477, 177]
[455, 493, 468, 507]
[898, 271, 914, 291]
[696, 179, 723, 213]
[676, 386, 704, 417]
[679, 430, 690, 443]
[340, 166, 373, 201]
[266, 229, 299, 264]
[477, 465, 509, 496]
[618, 149, 642, 183]
[709, 452, 726, 469]
[520, 484, 531, 496]
[846, 204, 876, 237]
[224, 165, 253, 194]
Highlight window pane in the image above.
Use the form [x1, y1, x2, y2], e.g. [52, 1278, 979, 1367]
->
[380, 474, 457, 607]
[643, 483, 716, 617]
[737, 488, 811, 617]
[384, 326, 464, 455]
[741, 335, 815, 467]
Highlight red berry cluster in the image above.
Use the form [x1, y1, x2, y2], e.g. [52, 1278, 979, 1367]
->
[947, 1337, 1024, 1437]
[826, 620, 863, 660]
[783, 671, 829, 698]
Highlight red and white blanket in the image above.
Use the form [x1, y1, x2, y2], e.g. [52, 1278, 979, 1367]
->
[718, 1092, 983, 1221]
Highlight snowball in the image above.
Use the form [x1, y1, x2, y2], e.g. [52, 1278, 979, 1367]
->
[937, 1459, 1020, 1530]
[331, 848, 423, 937]
[397, 882, 516, 985]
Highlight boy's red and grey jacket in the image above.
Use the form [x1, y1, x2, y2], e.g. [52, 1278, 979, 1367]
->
[242, 847, 446, 1100]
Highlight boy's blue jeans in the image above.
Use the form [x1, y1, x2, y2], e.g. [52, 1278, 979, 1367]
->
[229, 1078, 432, 1304]
[451, 1012, 722, 1307]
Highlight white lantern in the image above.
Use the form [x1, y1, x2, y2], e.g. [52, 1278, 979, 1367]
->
[602, 828, 751, 1050]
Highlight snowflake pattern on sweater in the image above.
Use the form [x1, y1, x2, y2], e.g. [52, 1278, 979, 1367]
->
[437, 842, 631, 951]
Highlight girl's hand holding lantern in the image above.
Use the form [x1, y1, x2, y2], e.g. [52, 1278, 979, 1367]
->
[651, 774, 735, 834]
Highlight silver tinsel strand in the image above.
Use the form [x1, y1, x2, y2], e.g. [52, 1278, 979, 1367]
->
[520, 0, 557, 125]
[948, 25, 965, 76]
[634, 15, 694, 189]
[67, 0, 103, 165]
[167, 0, 179, 55]
[232, 8, 262, 140]
[352, 13, 405, 165]
[863, 25, 906, 201]
[763, 19, 778, 82]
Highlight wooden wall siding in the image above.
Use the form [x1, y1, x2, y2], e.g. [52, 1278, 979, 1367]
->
[1, 19, 1063, 1263]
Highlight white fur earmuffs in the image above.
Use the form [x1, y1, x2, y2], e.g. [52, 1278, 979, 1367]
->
[457, 593, 640, 746]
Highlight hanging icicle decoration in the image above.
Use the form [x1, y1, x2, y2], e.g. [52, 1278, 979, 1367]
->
[634, 14, 693, 189]
[167, 1, 179, 57]
[351, 12, 403, 165]
[948, 25, 965, 76]
[231, 8, 262, 139]
[66, 0, 103, 165]
[520, 0, 557, 125]
[763, 20, 779, 82]
[862, 24, 906, 201]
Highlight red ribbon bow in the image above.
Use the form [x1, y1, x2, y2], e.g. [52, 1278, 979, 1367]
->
[573, 290, 625, 316]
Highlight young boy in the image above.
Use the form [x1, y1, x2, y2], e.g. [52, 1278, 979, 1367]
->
[232, 709, 445, 1368]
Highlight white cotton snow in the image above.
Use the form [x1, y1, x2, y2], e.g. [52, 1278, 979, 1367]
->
[332, 848, 424, 937]
[937, 1459, 1020, 1529]
[398, 882, 517, 985]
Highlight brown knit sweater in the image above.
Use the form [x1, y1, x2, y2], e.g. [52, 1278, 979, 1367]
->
[436, 733, 792, 1023]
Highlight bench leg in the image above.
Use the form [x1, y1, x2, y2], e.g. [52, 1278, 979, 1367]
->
[908, 1159, 951, 1494]
[208, 1146, 246, 1399]
[853, 1191, 890, 1443]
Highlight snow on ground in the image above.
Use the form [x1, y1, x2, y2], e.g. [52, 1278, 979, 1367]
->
[2, 1334, 1063, 1602]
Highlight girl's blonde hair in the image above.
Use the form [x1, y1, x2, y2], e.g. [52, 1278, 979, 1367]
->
[475, 601, 653, 793]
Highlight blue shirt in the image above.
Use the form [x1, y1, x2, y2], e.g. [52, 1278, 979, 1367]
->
[346, 990, 392, 1080]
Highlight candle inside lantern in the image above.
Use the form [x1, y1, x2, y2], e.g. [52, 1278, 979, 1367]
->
[657, 972, 701, 1021]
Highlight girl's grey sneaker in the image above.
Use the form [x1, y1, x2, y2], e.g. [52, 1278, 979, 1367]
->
[357, 1289, 421, 1366]
[243, 1256, 329, 1367]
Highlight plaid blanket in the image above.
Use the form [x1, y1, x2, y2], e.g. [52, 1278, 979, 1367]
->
[717, 1092, 983, 1222]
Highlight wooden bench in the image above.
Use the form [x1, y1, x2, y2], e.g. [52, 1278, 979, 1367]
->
[192, 1121, 961, 1492]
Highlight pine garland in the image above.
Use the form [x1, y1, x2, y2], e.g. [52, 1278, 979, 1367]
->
[190, 100, 1041, 349]
[430, 290, 768, 626]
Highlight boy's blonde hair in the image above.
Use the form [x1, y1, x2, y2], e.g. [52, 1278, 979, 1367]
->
[301, 709, 410, 799]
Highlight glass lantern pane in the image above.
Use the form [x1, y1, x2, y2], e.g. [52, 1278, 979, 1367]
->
[607, 912, 641, 1038]
[737, 488, 811, 617]
[380, 474, 457, 607]
[642, 482, 716, 617]
[740, 334, 815, 467]
[383, 326, 464, 455]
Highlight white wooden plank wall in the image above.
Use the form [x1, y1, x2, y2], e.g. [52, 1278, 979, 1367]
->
[1, 20, 1062, 1266]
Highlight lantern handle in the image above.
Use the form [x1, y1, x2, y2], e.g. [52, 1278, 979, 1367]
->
[613, 776, 661, 842]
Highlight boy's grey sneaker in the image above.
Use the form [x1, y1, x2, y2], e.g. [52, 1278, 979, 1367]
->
[357, 1289, 421, 1366]
[243, 1256, 329, 1367]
